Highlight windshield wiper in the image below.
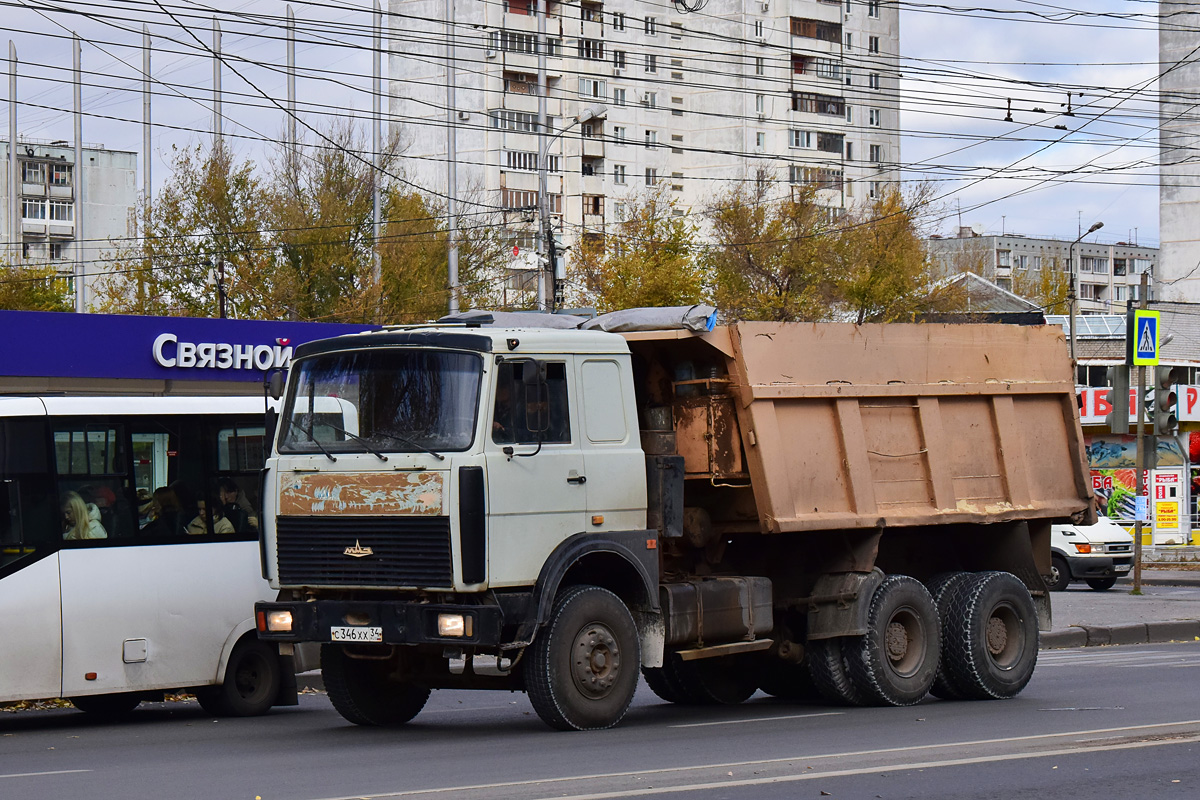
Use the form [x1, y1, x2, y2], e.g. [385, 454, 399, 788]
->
[320, 421, 389, 463]
[282, 416, 337, 463]
[376, 429, 445, 461]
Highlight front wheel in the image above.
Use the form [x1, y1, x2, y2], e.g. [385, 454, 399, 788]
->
[196, 637, 281, 717]
[846, 575, 941, 706]
[321, 643, 430, 726]
[1087, 577, 1118, 591]
[939, 572, 1039, 700]
[524, 585, 640, 731]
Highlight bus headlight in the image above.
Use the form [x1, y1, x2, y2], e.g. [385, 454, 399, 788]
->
[267, 610, 294, 632]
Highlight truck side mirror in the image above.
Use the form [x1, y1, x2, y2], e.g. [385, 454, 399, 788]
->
[266, 371, 286, 401]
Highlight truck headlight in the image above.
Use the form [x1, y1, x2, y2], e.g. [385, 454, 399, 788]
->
[437, 613, 473, 637]
[267, 610, 294, 632]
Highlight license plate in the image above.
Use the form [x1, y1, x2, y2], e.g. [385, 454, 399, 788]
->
[331, 626, 383, 643]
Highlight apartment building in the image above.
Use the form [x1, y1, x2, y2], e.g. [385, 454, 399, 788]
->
[2, 139, 137, 296]
[388, 0, 900, 297]
[1160, 2, 1200, 302]
[926, 228, 1158, 314]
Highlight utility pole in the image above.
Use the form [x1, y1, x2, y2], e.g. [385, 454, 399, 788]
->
[372, 0, 382, 287]
[1069, 221, 1103, 367]
[73, 34, 85, 313]
[213, 18, 222, 142]
[286, 6, 296, 164]
[445, 0, 459, 314]
[143, 26, 151, 207]
[8, 41, 18, 265]
[1133, 271, 1149, 593]
[536, 0, 549, 310]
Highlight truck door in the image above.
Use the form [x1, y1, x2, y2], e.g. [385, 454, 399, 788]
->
[577, 357, 646, 530]
[484, 358, 587, 587]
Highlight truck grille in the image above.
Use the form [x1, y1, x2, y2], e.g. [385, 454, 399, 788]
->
[276, 516, 453, 588]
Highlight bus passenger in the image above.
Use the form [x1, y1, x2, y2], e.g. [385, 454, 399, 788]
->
[62, 491, 107, 540]
[217, 478, 258, 533]
[186, 500, 234, 536]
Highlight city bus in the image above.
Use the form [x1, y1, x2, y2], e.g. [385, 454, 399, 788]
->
[0, 395, 304, 718]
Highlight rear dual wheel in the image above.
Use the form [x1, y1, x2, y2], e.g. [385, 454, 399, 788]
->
[937, 572, 1039, 700]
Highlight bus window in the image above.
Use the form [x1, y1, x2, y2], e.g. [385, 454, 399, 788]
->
[214, 423, 265, 535]
[53, 424, 130, 541]
[0, 419, 57, 570]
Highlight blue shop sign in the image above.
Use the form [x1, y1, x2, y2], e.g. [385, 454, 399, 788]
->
[0, 310, 375, 382]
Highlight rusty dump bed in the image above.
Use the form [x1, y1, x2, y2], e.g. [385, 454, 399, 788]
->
[623, 322, 1094, 534]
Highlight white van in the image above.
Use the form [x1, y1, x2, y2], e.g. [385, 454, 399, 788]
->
[1047, 516, 1135, 591]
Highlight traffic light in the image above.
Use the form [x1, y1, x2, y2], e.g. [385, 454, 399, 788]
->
[1105, 366, 1130, 434]
[1154, 365, 1186, 436]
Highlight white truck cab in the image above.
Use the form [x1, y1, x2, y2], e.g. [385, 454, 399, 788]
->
[1047, 516, 1134, 591]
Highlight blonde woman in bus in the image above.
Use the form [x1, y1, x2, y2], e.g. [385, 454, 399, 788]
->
[62, 491, 108, 540]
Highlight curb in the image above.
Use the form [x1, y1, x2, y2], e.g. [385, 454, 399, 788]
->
[1041, 620, 1200, 650]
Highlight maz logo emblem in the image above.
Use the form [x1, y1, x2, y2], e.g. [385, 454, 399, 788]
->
[343, 540, 374, 558]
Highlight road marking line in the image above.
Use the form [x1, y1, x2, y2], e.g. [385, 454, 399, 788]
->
[670, 712, 842, 728]
[0, 770, 91, 780]
[304, 719, 1200, 800]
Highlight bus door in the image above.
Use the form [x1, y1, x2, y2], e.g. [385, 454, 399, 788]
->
[0, 416, 63, 701]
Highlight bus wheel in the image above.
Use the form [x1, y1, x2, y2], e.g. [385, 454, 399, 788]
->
[940, 572, 1039, 700]
[524, 585, 640, 731]
[321, 644, 430, 726]
[70, 693, 142, 719]
[197, 638, 281, 717]
[846, 575, 941, 706]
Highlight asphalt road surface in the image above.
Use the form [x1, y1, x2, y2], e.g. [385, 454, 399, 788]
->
[4, 642, 1200, 800]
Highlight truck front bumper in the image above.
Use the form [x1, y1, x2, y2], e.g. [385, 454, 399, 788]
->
[1064, 555, 1133, 580]
[255, 599, 508, 647]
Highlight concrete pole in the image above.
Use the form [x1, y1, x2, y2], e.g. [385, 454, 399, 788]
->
[536, 0, 549, 310]
[286, 6, 296, 163]
[445, 0, 458, 313]
[8, 41, 18, 265]
[213, 18, 222, 142]
[143, 26, 151, 207]
[372, 0, 382, 287]
[73, 34, 85, 312]
[1134, 271, 1149, 594]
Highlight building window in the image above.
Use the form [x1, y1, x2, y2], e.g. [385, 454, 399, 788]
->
[1133, 258, 1151, 273]
[670, 22, 684, 40]
[613, 126, 627, 144]
[504, 71, 536, 94]
[844, 32, 852, 49]
[21, 162, 46, 184]
[20, 199, 46, 220]
[1014, 254, 1028, 270]
[869, 72, 881, 90]
[644, 16, 657, 35]
[504, 0, 531, 15]
[1032, 255, 1042, 270]
[791, 18, 841, 43]
[868, 36, 880, 53]
[790, 130, 813, 149]
[817, 132, 844, 153]
[614, 164, 627, 184]
[1081, 256, 1109, 275]
[505, 150, 558, 172]
[756, 132, 766, 148]
[845, 141, 854, 160]
[868, 0, 879, 17]
[869, 108, 881, 127]
[50, 241, 67, 260]
[755, 56, 764, 76]
[645, 167, 658, 186]
[50, 164, 73, 186]
[1114, 258, 1127, 276]
[755, 94, 765, 115]
[583, 195, 604, 216]
[614, 50, 626, 69]
[754, 20, 764, 38]
[49, 200, 74, 222]
[1115, 286, 1126, 302]
[846, 105, 853, 123]
[579, 78, 606, 98]
[613, 12, 626, 30]
[792, 92, 846, 116]
[997, 250, 1011, 268]
[646, 53, 657, 73]
[579, 39, 605, 60]
[614, 87, 626, 106]
[868, 181, 880, 198]
[501, 189, 561, 213]
[642, 91, 657, 108]
[645, 129, 657, 148]
[490, 109, 542, 132]
[788, 166, 843, 191]
[845, 69, 853, 86]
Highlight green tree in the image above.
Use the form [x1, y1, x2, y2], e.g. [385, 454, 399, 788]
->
[0, 261, 74, 312]
[570, 190, 704, 312]
[1012, 255, 1070, 314]
[704, 174, 836, 321]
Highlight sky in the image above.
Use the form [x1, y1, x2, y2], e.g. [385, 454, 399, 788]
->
[1, 1, 1165, 246]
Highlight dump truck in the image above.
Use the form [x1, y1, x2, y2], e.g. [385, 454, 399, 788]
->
[255, 318, 1094, 731]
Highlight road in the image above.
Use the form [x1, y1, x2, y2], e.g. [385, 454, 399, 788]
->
[4, 643, 1200, 800]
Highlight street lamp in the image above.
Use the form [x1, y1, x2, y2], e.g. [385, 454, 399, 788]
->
[1068, 220, 1103, 370]
[538, 103, 608, 310]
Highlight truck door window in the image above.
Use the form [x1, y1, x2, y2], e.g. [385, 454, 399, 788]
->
[493, 361, 571, 445]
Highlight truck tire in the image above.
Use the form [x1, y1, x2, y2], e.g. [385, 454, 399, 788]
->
[1086, 577, 1117, 591]
[524, 585, 640, 731]
[1046, 555, 1072, 592]
[195, 637, 281, 717]
[939, 571, 1038, 700]
[808, 636, 869, 707]
[321, 643, 430, 726]
[926, 571, 972, 700]
[757, 660, 821, 703]
[846, 575, 941, 706]
[642, 665, 687, 704]
[70, 693, 142, 719]
[672, 654, 759, 705]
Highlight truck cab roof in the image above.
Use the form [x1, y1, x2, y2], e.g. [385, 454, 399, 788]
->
[293, 326, 633, 360]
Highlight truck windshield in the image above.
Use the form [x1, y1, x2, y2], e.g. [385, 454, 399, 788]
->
[280, 349, 483, 454]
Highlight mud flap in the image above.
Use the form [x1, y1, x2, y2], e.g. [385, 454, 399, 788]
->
[806, 568, 885, 640]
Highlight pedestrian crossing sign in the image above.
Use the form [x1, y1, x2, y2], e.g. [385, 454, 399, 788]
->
[1131, 310, 1160, 366]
